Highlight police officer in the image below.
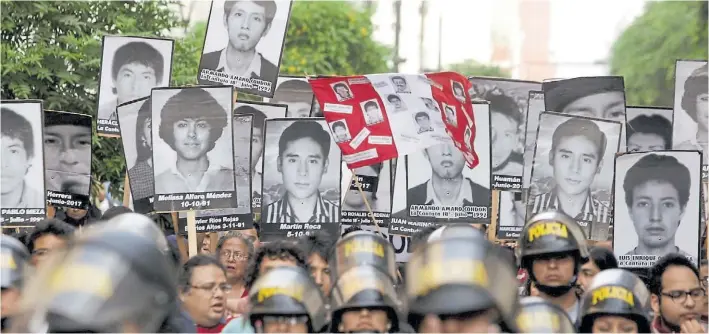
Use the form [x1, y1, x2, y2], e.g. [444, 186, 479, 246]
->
[406, 227, 519, 333]
[1, 235, 30, 330]
[516, 210, 590, 323]
[515, 296, 577, 333]
[578, 269, 652, 333]
[248, 266, 328, 333]
[9, 228, 177, 332]
[329, 231, 402, 333]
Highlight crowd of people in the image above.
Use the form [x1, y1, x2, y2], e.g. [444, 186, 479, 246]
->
[1, 206, 707, 333]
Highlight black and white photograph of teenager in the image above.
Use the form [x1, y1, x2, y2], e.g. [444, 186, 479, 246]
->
[329, 120, 351, 144]
[528, 112, 620, 240]
[331, 81, 353, 102]
[360, 99, 385, 126]
[96, 36, 173, 135]
[625, 106, 673, 153]
[451, 80, 466, 102]
[116, 97, 154, 213]
[152, 86, 236, 210]
[613, 151, 701, 267]
[673, 60, 708, 165]
[390, 75, 411, 94]
[443, 104, 457, 127]
[233, 101, 287, 211]
[1, 102, 46, 211]
[414, 112, 433, 134]
[421, 97, 440, 112]
[44, 111, 92, 199]
[268, 76, 314, 118]
[341, 162, 392, 225]
[261, 119, 341, 226]
[387, 94, 407, 112]
[522, 91, 545, 189]
[198, 0, 293, 97]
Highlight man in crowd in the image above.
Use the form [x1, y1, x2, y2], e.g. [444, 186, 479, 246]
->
[26, 219, 74, 268]
[44, 111, 92, 195]
[622, 154, 693, 258]
[297, 231, 334, 297]
[488, 93, 524, 176]
[155, 88, 234, 194]
[272, 79, 314, 118]
[199, 0, 278, 84]
[626, 115, 672, 152]
[263, 121, 339, 223]
[98, 41, 165, 121]
[1, 235, 29, 331]
[529, 117, 612, 240]
[179, 255, 233, 333]
[414, 112, 433, 134]
[1, 107, 43, 208]
[649, 253, 707, 333]
[54, 205, 102, 228]
[234, 105, 267, 210]
[216, 232, 254, 317]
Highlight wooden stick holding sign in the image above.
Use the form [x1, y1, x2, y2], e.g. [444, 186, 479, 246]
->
[488, 189, 500, 241]
[171, 212, 189, 262]
[209, 232, 218, 254]
[122, 173, 131, 208]
[352, 172, 383, 235]
[186, 209, 198, 257]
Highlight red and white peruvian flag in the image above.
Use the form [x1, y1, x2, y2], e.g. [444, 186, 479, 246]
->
[308, 72, 479, 169]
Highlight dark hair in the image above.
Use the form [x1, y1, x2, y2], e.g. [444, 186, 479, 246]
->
[100, 206, 133, 221]
[297, 231, 334, 262]
[363, 101, 378, 110]
[253, 222, 261, 238]
[331, 121, 346, 131]
[272, 80, 313, 104]
[224, 0, 278, 26]
[584, 246, 618, 270]
[623, 154, 691, 209]
[158, 88, 228, 152]
[333, 82, 348, 91]
[626, 115, 671, 150]
[550, 118, 607, 166]
[649, 253, 700, 295]
[414, 111, 430, 121]
[1, 107, 34, 159]
[341, 225, 363, 237]
[112, 41, 164, 82]
[134, 98, 153, 163]
[44, 110, 92, 128]
[244, 240, 308, 289]
[391, 76, 406, 84]
[452, 81, 464, 92]
[487, 93, 522, 125]
[234, 104, 267, 132]
[27, 219, 75, 253]
[177, 255, 226, 292]
[278, 120, 331, 158]
[216, 231, 255, 261]
[681, 64, 708, 123]
[387, 94, 401, 102]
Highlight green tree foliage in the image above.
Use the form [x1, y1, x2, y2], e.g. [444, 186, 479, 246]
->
[445, 59, 511, 78]
[610, 1, 708, 107]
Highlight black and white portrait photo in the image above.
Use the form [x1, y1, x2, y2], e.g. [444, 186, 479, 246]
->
[421, 97, 440, 112]
[673, 60, 708, 166]
[96, 36, 174, 136]
[341, 162, 392, 226]
[528, 112, 621, 241]
[414, 112, 433, 134]
[1, 101, 46, 225]
[151, 86, 236, 211]
[614, 151, 702, 268]
[268, 76, 314, 118]
[329, 120, 351, 143]
[233, 100, 287, 213]
[625, 106, 673, 153]
[451, 80, 466, 102]
[117, 97, 154, 213]
[387, 94, 407, 112]
[469, 78, 541, 190]
[495, 191, 525, 239]
[443, 104, 457, 127]
[361, 99, 384, 126]
[198, 0, 293, 97]
[331, 81, 354, 102]
[260, 118, 341, 240]
[44, 110, 92, 208]
[390, 75, 411, 94]
[522, 91, 545, 189]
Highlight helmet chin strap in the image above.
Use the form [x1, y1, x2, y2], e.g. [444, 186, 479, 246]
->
[533, 276, 577, 297]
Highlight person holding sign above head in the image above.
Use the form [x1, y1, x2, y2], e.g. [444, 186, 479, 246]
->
[621, 154, 693, 258]
[200, 0, 278, 83]
[155, 88, 234, 194]
[263, 121, 339, 223]
[1, 108, 43, 209]
[626, 115, 672, 152]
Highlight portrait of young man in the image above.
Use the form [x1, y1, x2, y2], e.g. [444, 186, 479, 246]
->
[390, 75, 410, 94]
[270, 78, 314, 118]
[620, 153, 696, 258]
[331, 82, 353, 102]
[97, 38, 172, 123]
[443, 104, 457, 127]
[414, 112, 433, 134]
[330, 120, 351, 143]
[451, 81, 465, 102]
[361, 100, 384, 125]
[674, 61, 708, 164]
[421, 97, 440, 112]
[626, 114, 672, 153]
[199, 0, 290, 97]
[543, 76, 626, 122]
[1, 106, 44, 209]
[529, 116, 613, 240]
[387, 94, 406, 112]
[488, 92, 524, 177]
[153, 88, 235, 195]
[44, 111, 92, 197]
[262, 120, 339, 224]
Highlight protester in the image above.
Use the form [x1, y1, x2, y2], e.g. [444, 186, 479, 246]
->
[577, 246, 619, 293]
[296, 230, 335, 297]
[26, 218, 74, 268]
[216, 232, 254, 317]
[54, 205, 102, 227]
[648, 253, 707, 333]
[178, 255, 232, 333]
[1, 235, 30, 331]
